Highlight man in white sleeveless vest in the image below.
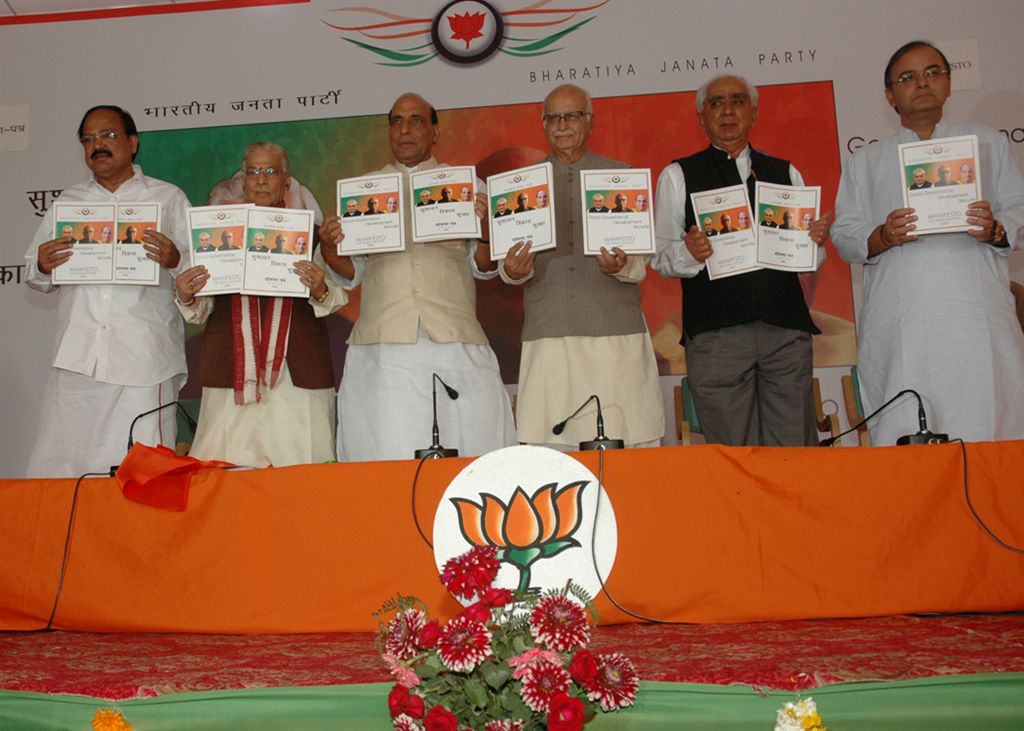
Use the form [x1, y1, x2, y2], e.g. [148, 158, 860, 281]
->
[321, 93, 516, 461]
[501, 84, 664, 450]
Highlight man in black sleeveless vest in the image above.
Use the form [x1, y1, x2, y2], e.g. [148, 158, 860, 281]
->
[653, 74, 831, 446]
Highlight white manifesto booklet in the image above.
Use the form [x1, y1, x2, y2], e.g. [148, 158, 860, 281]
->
[486, 162, 555, 262]
[689, 184, 758, 280]
[51, 202, 117, 284]
[242, 206, 315, 297]
[188, 204, 251, 296]
[898, 134, 980, 235]
[580, 168, 655, 255]
[336, 173, 405, 254]
[410, 165, 481, 243]
[754, 182, 820, 272]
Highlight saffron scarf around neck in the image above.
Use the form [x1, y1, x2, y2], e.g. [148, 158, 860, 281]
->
[230, 293, 292, 404]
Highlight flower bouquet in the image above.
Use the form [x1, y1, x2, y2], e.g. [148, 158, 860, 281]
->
[376, 546, 638, 731]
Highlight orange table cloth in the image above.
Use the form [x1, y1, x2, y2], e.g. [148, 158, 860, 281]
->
[2, 443, 1022, 633]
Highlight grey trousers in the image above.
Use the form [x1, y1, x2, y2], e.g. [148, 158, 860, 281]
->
[684, 320, 816, 446]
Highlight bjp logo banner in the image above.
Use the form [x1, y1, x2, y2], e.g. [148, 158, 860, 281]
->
[434, 446, 618, 600]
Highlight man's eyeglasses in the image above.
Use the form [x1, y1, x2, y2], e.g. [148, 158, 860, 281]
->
[389, 116, 428, 128]
[79, 130, 121, 146]
[542, 110, 591, 126]
[888, 66, 950, 88]
[244, 166, 284, 178]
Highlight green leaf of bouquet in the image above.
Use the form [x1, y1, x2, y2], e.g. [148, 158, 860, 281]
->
[463, 677, 490, 708]
[480, 661, 512, 690]
[511, 634, 532, 653]
[540, 538, 581, 558]
[501, 691, 533, 718]
[505, 546, 543, 567]
[419, 655, 443, 678]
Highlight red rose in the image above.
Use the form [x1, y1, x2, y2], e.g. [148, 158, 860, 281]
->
[568, 649, 600, 689]
[547, 691, 585, 731]
[418, 619, 441, 649]
[388, 685, 425, 719]
[424, 705, 459, 731]
[461, 601, 491, 623]
[481, 587, 513, 607]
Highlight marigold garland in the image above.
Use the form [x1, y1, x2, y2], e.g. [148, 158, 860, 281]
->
[91, 708, 132, 731]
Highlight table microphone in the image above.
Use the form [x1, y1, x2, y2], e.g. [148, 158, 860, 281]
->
[552, 394, 625, 451]
[111, 401, 199, 474]
[127, 401, 198, 451]
[414, 373, 460, 459]
[896, 389, 949, 445]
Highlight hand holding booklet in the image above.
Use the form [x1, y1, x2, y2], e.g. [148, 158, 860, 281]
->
[409, 166, 481, 242]
[897, 134, 981, 235]
[689, 184, 759, 280]
[336, 173, 405, 254]
[486, 162, 555, 261]
[52, 201, 164, 285]
[187, 204, 314, 297]
[580, 168, 655, 255]
[754, 182, 820, 272]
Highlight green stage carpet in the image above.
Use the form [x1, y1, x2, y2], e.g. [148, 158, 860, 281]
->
[2, 674, 1022, 730]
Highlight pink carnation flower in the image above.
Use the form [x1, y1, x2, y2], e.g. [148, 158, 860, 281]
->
[382, 654, 422, 689]
[508, 648, 563, 680]
[393, 713, 423, 731]
[484, 721, 525, 731]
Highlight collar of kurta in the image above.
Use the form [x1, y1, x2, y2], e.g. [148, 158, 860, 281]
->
[899, 120, 949, 142]
[387, 156, 440, 174]
[89, 163, 147, 195]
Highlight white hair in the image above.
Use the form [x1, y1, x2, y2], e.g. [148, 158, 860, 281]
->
[695, 74, 759, 111]
[242, 141, 290, 174]
[542, 84, 593, 116]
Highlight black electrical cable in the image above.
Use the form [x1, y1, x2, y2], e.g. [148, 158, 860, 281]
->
[587, 448, 692, 624]
[956, 439, 1024, 554]
[820, 388, 925, 446]
[43, 471, 108, 631]
[410, 453, 435, 550]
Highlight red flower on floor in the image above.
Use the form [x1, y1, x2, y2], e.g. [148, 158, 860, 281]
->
[547, 691, 586, 731]
[530, 594, 591, 651]
[438, 614, 493, 672]
[587, 653, 639, 711]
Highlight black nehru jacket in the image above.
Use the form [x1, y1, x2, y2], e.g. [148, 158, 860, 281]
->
[674, 145, 819, 343]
